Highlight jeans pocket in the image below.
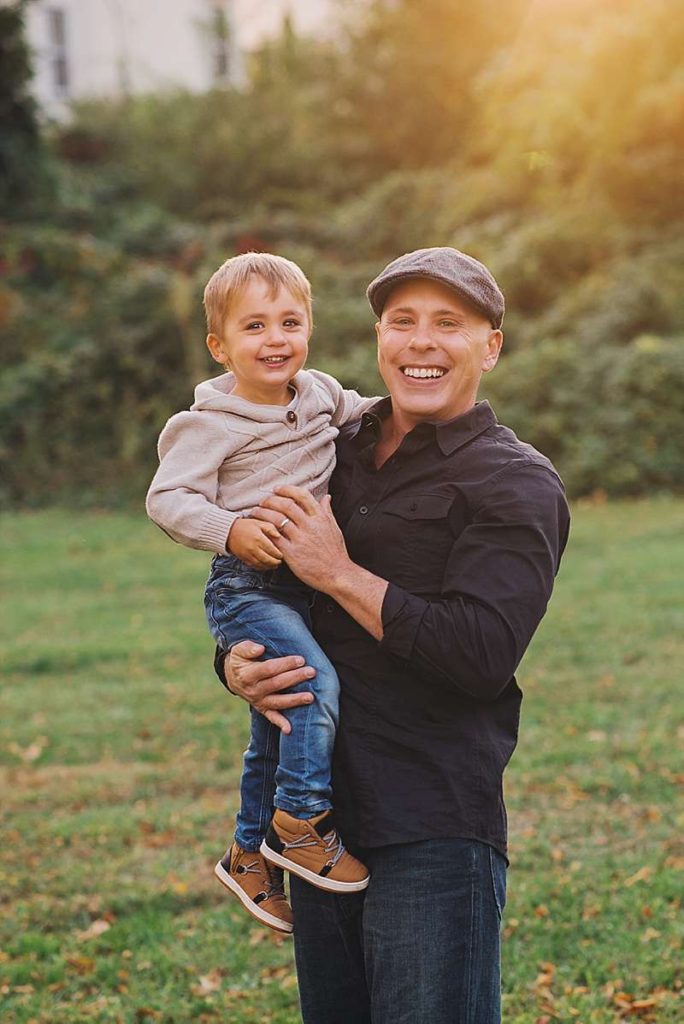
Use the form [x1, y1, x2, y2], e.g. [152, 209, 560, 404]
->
[488, 847, 507, 921]
[216, 573, 265, 593]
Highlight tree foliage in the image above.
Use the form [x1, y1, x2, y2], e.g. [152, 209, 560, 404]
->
[1, 0, 682, 503]
[0, 0, 51, 215]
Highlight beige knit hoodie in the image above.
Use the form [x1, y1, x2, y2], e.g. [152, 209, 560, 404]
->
[146, 369, 380, 555]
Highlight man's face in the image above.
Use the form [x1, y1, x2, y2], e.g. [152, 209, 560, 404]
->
[375, 278, 503, 429]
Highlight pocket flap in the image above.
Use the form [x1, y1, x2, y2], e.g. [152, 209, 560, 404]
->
[384, 493, 452, 520]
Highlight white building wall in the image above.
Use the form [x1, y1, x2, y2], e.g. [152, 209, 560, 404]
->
[25, 0, 336, 117]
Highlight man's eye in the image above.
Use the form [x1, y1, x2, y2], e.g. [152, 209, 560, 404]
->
[394, 318, 412, 326]
[439, 320, 459, 328]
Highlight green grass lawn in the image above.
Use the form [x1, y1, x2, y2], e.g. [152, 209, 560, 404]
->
[1, 500, 682, 1023]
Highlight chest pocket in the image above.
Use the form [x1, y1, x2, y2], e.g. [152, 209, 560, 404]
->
[381, 493, 455, 592]
[384, 494, 453, 521]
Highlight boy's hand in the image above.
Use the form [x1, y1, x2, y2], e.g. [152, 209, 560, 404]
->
[227, 520, 282, 569]
[227, 517, 283, 569]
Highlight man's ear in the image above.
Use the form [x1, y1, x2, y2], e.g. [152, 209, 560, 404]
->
[207, 333, 228, 366]
[482, 330, 503, 373]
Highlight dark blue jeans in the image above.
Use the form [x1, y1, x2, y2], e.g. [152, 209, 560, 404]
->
[291, 838, 506, 1024]
[205, 555, 340, 851]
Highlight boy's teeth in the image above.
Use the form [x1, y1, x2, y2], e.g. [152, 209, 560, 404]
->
[402, 367, 445, 378]
[264, 356, 288, 363]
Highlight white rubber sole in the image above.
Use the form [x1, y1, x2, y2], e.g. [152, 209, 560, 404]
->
[214, 860, 293, 934]
[260, 841, 370, 893]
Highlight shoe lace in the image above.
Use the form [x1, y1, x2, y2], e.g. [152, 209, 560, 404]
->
[241, 857, 285, 899]
[283, 827, 345, 868]
[323, 828, 345, 868]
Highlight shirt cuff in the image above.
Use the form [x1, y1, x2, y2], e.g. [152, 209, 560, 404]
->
[379, 583, 428, 661]
[213, 645, 235, 693]
[198, 506, 239, 554]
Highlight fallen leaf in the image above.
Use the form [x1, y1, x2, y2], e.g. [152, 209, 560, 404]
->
[7, 737, 48, 762]
[76, 918, 111, 941]
[624, 866, 652, 888]
[66, 954, 96, 975]
[192, 969, 222, 996]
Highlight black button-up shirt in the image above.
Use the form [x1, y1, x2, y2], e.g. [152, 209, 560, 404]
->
[217, 400, 570, 858]
[317, 399, 568, 858]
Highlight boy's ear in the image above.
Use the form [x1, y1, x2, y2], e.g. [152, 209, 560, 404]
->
[206, 333, 228, 366]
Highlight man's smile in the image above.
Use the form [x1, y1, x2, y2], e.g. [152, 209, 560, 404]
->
[400, 365, 447, 379]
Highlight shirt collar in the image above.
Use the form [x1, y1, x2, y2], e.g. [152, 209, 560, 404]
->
[354, 399, 496, 455]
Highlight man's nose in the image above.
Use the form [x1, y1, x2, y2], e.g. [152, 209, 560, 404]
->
[408, 325, 436, 348]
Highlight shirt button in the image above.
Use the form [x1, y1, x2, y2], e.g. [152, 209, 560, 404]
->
[326, 603, 334, 613]
[286, 410, 297, 423]
[359, 505, 369, 515]
[409, 500, 418, 512]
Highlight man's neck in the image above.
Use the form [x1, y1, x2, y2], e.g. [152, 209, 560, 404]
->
[374, 415, 411, 468]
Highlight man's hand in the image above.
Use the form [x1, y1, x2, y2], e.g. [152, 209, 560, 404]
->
[228, 517, 283, 569]
[226, 640, 315, 734]
[251, 487, 351, 592]
[254, 485, 388, 640]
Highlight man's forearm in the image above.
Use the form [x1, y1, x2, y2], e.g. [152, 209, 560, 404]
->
[321, 558, 389, 641]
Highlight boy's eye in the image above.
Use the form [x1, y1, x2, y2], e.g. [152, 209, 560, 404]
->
[245, 321, 264, 330]
[283, 318, 302, 328]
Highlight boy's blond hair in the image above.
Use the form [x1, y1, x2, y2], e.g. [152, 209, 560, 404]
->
[203, 252, 313, 337]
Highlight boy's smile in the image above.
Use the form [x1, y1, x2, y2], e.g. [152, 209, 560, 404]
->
[207, 276, 310, 406]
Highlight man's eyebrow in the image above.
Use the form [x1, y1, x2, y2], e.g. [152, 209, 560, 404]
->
[386, 305, 466, 318]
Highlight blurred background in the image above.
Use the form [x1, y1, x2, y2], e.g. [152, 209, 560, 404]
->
[1, 0, 682, 507]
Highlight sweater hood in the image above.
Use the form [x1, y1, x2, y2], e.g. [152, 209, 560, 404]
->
[190, 371, 312, 420]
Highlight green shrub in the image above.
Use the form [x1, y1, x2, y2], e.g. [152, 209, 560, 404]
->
[483, 335, 684, 496]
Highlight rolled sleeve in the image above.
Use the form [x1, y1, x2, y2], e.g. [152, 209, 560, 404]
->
[379, 583, 426, 661]
[378, 463, 569, 701]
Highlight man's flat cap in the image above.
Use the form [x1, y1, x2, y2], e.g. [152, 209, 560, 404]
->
[366, 246, 505, 328]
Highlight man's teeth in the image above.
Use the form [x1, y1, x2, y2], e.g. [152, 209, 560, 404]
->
[402, 367, 445, 378]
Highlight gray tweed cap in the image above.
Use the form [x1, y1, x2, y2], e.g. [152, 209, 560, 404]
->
[366, 247, 505, 328]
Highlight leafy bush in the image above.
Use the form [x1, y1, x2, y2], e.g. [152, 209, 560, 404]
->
[483, 335, 684, 496]
[2, 0, 683, 504]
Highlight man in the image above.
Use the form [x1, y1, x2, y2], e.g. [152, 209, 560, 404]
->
[215, 247, 570, 1023]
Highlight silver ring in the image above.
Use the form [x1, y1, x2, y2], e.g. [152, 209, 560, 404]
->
[279, 517, 291, 531]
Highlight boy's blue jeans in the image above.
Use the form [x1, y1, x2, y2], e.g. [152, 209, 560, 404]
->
[205, 554, 339, 852]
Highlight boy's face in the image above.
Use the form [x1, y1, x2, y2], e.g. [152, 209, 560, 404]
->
[207, 276, 310, 405]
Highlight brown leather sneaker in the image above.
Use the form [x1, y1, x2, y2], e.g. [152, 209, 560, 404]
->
[260, 810, 370, 893]
[214, 843, 293, 934]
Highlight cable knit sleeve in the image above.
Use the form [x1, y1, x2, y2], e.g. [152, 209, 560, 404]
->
[308, 368, 382, 427]
[145, 411, 242, 554]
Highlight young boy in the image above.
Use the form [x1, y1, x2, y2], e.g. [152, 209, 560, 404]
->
[146, 253, 378, 934]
